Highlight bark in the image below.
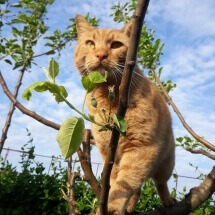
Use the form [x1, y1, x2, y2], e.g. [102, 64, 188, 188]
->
[99, 1, 150, 214]
[0, 65, 26, 154]
[139, 166, 215, 215]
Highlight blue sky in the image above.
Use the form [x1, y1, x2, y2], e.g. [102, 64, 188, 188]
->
[1, 0, 215, 193]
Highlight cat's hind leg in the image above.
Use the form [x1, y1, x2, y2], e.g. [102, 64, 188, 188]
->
[153, 152, 176, 207]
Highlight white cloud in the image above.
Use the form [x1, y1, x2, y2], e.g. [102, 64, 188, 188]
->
[149, 0, 215, 38]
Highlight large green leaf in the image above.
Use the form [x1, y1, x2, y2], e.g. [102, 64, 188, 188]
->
[57, 117, 85, 159]
[22, 81, 68, 103]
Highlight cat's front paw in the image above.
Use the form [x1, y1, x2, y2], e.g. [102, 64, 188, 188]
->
[96, 207, 122, 215]
[162, 197, 177, 207]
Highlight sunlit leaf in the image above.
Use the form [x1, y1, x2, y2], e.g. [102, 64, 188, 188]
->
[81, 76, 95, 93]
[22, 81, 68, 103]
[88, 71, 107, 83]
[57, 117, 84, 159]
[48, 58, 59, 83]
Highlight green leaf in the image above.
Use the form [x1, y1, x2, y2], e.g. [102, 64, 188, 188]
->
[10, 3, 22, 7]
[81, 76, 95, 93]
[4, 59, 12, 65]
[48, 58, 59, 83]
[56, 117, 84, 159]
[22, 81, 68, 103]
[176, 137, 183, 143]
[0, 0, 5, 4]
[88, 71, 107, 83]
[113, 114, 127, 136]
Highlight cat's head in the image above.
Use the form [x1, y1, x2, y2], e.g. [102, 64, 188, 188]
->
[74, 15, 132, 83]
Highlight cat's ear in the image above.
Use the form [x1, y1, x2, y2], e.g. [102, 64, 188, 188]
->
[120, 19, 133, 38]
[76, 14, 94, 38]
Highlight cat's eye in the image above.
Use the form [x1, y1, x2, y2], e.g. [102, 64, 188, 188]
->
[111, 41, 123, 49]
[86, 40, 95, 48]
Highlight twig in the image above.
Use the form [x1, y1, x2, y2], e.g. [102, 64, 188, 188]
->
[0, 64, 26, 154]
[153, 70, 215, 152]
[99, 1, 150, 214]
[32, 38, 73, 58]
[138, 166, 215, 215]
[60, 188, 68, 200]
[67, 157, 80, 215]
[185, 148, 215, 160]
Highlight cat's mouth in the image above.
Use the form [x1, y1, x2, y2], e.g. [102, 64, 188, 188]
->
[87, 61, 110, 73]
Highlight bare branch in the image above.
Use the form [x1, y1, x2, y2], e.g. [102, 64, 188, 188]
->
[60, 188, 68, 201]
[73, 132, 101, 207]
[67, 157, 80, 215]
[138, 166, 215, 215]
[185, 148, 215, 160]
[0, 72, 61, 130]
[153, 70, 215, 152]
[99, 1, 150, 214]
[32, 38, 73, 58]
[0, 65, 26, 153]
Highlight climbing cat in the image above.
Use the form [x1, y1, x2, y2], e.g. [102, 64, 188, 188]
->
[74, 15, 175, 215]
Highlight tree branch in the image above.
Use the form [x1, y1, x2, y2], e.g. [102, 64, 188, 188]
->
[0, 65, 26, 154]
[185, 148, 215, 160]
[0, 71, 61, 131]
[67, 157, 80, 215]
[153, 70, 215, 152]
[77, 130, 102, 199]
[32, 38, 73, 58]
[138, 166, 215, 215]
[99, 1, 150, 214]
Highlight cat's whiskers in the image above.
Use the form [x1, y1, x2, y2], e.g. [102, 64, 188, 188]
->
[114, 64, 147, 96]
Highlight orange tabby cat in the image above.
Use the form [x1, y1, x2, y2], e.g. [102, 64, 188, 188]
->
[74, 15, 175, 215]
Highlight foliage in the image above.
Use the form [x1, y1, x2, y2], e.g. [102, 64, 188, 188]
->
[0, 132, 68, 215]
[176, 135, 212, 153]
[0, 0, 55, 69]
[1, 140, 215, 214]
[134, 180, 161, 213]
[75, 175, 99, 214]
[0, 0, 99, 67]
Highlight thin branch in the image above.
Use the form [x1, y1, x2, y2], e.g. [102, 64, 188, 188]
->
[60, 188, 68, 201]
[0, 64, 26, 154]
[0, 72, 61, 130]
[77, 147, 101, 199]
[32, 38, 73, 58]
[138, 166, 215, 215]
[99, 1, 150, 214]
[67, 157, 80, 215]
[185, 148, 215, 160]
[153, 70, 215, 152]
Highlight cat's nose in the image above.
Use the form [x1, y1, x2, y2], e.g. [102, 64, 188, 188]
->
[95, 51, 108, 61]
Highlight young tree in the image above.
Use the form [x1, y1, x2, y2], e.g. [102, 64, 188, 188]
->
[0, 0, 214, 214]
